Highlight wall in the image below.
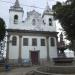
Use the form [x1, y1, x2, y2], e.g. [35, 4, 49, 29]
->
[21, 36, 47, 60]
[43, 15, 56, 32]
[8, 35, 57, 63]
[49, 37, 57, 58]
[9, 11, 23, 28]
[9, 35, 19, 59]
[8, 10, 56, 32]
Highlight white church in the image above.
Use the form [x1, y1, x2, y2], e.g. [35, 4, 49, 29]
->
[6, 0, 58, 65]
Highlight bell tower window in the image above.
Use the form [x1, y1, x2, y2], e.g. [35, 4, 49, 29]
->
[14, 15, 18, 24]
[49, 18, 52, 26]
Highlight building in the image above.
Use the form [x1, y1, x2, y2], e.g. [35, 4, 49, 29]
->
[6, 0, 58, 65]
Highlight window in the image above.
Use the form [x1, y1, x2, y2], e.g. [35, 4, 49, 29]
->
[12, 36, 17, 46]
[14, 15, 18, 24]
[41, 39, 45, 46]
[23, 38, 28, 46]
[32, 38, 37, 46]
[49, 18, 52, 26]
[32, 19, 36, 25]
[51, 38, 55, 46]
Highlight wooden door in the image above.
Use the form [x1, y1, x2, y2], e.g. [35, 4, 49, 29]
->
[31, 51, 39, 65]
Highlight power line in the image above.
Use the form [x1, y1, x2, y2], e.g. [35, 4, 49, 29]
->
[0, 0, 45, 9]
[0, 0, 66, 9]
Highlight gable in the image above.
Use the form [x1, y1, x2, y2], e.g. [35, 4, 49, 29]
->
[24, 10, 44, 29]
[27, 10, 41, 18]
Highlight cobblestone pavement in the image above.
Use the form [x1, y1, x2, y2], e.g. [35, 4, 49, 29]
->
[0, 66, 39, 75]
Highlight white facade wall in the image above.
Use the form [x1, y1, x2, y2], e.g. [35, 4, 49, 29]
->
[9, 35, 19, 59]
[21, 36, 47, 60]
[43, 15, 56, 31]
[8, 10, 56, 32]
[9, 11, 23, 28]
[8, 35, 57, 60]
[49, 37, 57, 58]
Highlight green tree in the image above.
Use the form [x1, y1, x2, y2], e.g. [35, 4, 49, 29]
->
[52, 0, 75, 40]
[0, 18, 6, 42]
[52, 0, 75, 51]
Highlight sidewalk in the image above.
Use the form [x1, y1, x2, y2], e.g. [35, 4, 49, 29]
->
[0, 66, 39, 75]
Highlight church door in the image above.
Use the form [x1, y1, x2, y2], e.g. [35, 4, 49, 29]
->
[30, 51, 39, 65]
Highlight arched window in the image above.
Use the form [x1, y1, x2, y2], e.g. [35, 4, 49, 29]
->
[51, 38, 55, 46]
[32, 19, 36, 25]
[12, 36, 17, 46]
[49, 18, 52, 26]
[14, 15, 18, 24]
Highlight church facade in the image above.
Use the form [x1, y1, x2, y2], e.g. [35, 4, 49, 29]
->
[6, 0, 58, 65]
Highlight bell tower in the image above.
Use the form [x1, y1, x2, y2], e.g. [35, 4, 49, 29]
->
[42, 2, 56, 31]
[42, 3, 53, 26]
[9, 0, 24, 28]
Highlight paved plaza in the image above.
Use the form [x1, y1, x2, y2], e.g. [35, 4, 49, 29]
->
[0, 66, 38, 75]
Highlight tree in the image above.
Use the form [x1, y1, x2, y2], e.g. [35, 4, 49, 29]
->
[52, 0, 75, 40]
[52, 0, 75, 51]
[0, 18, 6, 42]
